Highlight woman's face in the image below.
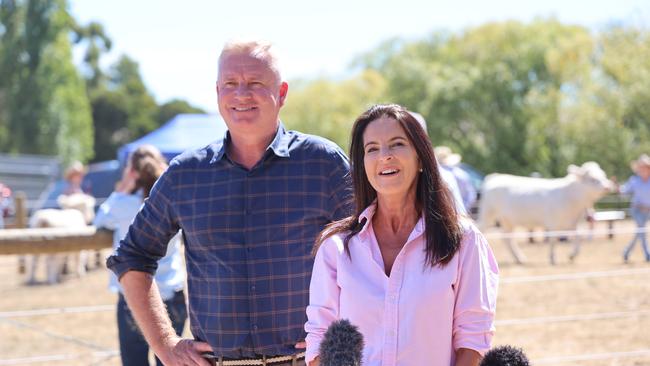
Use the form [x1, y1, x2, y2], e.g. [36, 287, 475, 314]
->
[363, 116, 421, 200]
[639, 165, 650, 180]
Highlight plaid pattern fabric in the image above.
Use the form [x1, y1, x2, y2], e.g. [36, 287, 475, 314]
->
[107, 125, 351, 358]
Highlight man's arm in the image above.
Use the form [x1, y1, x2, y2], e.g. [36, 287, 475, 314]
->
[120, 270, 213, 366]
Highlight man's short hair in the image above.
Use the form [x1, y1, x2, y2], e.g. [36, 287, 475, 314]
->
[219, 39, 284, 83]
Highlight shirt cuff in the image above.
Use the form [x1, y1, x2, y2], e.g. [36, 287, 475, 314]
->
[305, 334, 322, 364]
[106, 254, 158, 280]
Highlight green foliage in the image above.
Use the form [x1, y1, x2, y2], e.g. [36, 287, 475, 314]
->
[72, 20, 111, 90]
[281, 70, 389, 150]
[2, 9, 648, 176]
[89, 55, 158, 162]
[108, 56, 158, 137]
[157, 98, 205, 126]
[0, 0, 93, 164]
[355, 20, 649, 179]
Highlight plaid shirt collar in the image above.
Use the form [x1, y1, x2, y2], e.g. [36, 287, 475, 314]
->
[210, 122, 291, 164]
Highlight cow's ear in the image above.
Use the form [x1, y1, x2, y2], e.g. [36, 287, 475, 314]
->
[567, 164, 582, 176]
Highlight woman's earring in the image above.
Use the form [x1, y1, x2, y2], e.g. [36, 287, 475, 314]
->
[419, 168, 423, 172]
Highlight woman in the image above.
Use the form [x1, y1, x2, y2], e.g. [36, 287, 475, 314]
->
[621, 154, 650, 262]
[305, 104, 499, 366]
[94, 145, 187, 366]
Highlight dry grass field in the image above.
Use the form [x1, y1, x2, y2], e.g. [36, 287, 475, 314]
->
[1, 219, 649, 365]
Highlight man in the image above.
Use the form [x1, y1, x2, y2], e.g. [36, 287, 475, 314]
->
[107, 40, 351, 366]
[434, 146, 477, 213]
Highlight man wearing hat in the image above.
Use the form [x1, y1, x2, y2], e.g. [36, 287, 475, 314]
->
[434, 146, 477, 213]
[63, 161, 87, 195]
[621, 154, 650, 262]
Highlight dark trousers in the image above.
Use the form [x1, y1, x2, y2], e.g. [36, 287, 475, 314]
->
[117, 290, 187, 366]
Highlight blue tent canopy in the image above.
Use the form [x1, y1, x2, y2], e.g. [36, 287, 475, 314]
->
[117, 114, 228, 165]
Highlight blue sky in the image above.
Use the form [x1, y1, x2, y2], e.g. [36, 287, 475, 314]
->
[70, 0, 649, 113]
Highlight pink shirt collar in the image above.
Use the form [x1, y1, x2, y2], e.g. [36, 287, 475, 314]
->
[357, 201, 426, 245]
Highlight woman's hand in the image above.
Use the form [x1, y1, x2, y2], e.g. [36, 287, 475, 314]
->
[308, 356, 320, 366]
[116, 169, 137, 193]
[455, 348, 481, 366]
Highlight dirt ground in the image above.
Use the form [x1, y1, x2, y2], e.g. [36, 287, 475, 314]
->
[1, 219, 649, 365]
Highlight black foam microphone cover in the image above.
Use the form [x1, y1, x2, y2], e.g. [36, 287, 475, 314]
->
[480, 345, 530, 366]
[319, 319, 364, 366]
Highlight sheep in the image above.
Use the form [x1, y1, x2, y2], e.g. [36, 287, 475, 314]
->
[26, 193, 96, 284]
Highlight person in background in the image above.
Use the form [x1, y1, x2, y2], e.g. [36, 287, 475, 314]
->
[621, 153, 650, 263]
[435, 146, 477, 213]
[63, 161, 86, 195]
[306, 104, 499, 366]
[408, 112, 467, 216]
[0, 182, 12, 229]
[94, 145, 187, 366]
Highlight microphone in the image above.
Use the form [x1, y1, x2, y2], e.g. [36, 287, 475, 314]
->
[319, 319, 364, 366]
[480, 345, 530, 366]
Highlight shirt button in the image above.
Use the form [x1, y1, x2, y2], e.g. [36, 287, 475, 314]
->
[251, 285, 256, 291]
[252, 324, 258, 331]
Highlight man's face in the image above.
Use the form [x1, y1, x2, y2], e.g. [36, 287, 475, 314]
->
[216, 52, 288, 140]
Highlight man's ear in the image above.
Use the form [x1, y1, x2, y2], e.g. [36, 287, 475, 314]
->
[278, 82, 289, 107]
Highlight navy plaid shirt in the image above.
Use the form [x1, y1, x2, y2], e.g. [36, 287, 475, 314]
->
[107, 124, 351, 358]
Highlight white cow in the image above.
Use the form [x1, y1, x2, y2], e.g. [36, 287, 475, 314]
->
[478, 162, 614, 264]
[26, 193, 96, 284]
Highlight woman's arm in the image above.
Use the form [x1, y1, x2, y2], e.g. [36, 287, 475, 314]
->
[305, 237, 342, 364]
[452, 227, 500, 357]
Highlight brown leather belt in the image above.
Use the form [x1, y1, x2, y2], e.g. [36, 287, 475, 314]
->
[204, 352, 306, 366]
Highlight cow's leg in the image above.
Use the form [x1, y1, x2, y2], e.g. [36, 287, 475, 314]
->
[569, 235, 582, 262]
[26, 254, 39, 284]
[94, 250, 102, 268]
[505, 236, 527, 264]
[76, 250, 89, 277]
[18, 255, 26, 274]
[46, 254, 64, 284]
[549, 240, 556, 265]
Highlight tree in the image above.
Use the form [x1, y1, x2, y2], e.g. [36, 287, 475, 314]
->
[89, 55, 158, 162]
[157, 98, 205, 126]
[360, 20, 598, 177]
[0, 0, 93, 164]
[72, 20, 112, 91]
[281, 70, 388, 150]
[563, 26, 650, 179]
[0, 0, 22, 148]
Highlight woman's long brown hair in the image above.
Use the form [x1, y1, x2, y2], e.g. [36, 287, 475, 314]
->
[316, 104, 463, 267]
[129, 145, 167, 198]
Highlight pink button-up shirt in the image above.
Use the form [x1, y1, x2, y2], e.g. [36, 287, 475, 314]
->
[305, 204, 499, 366]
